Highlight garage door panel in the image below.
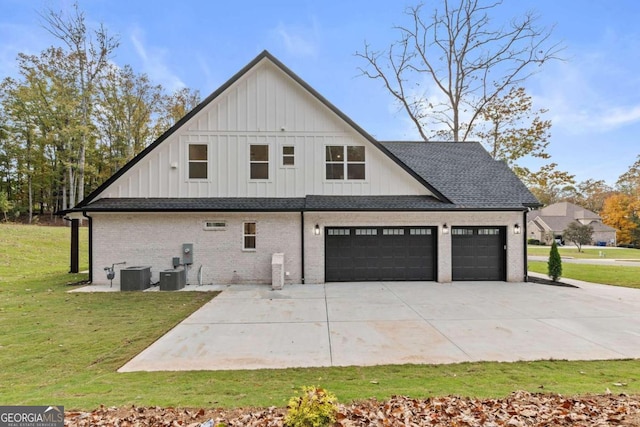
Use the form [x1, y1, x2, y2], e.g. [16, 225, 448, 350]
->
[325, 227, 435, 282]
[452, 227, 505, 281]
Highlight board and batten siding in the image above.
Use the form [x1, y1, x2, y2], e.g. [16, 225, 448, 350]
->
[93, 58, 431, 201]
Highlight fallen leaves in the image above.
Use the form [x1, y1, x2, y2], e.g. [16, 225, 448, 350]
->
[64, 391, 640, 427]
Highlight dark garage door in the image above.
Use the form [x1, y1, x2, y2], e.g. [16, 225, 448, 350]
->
[452, 226, 506, 281]
[325, 226, 436, 282]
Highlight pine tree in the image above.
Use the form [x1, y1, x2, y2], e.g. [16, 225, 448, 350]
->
[548, 240, 562, 282]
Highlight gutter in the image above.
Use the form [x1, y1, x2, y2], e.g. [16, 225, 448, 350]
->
[82, 211, 93, 283]
[300, 212, 305, 284]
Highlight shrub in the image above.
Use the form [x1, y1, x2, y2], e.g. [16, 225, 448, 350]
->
[527, 239, 540, 245]
[548, 240, 562, 282]
[284, 386, 338, 427]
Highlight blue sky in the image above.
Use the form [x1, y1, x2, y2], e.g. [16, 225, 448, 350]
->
[1, 0, 639, 186]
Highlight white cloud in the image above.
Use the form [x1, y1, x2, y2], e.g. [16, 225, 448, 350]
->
[130, 25, 185, 92]
[530, 35, 640, 135]
[271, 19, 320, 58]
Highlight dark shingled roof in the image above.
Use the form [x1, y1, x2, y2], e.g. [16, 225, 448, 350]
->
[381, 141, 540, 209]
[81, 198, 306, 212]
[74, 195, 452, 212]
[305, 195, 448, 210]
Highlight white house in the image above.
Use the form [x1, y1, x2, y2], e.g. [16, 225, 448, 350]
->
[63, 51, 539, 286]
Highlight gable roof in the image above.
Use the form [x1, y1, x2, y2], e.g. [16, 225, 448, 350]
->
[526, 202, 616, 232]
[382, 141, 540, 209]
[74, 50, 449, 209]
[67, 51, 538, 214]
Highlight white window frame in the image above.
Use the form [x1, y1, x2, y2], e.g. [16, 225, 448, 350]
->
[249, 144, 269, 180]
[325, 145, 365, 180]
[281, 144, 295, 167]
[188, 144, 208, 180]
[243, 221, 257, 251]
[203, 220, 226, 231]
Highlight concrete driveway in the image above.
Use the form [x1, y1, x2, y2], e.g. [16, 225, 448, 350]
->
[119, 279, 640, 372]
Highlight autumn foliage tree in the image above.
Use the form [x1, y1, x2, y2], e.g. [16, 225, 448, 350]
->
[474, 86, 573, 194]
[601, 193, 639, 246]
[600, 155, 640, 246]
[0, 2, 201, 219]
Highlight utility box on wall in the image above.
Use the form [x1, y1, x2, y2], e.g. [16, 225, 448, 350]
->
[182, 243, 193, 265]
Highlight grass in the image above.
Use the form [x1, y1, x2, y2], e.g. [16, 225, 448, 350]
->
[528, 245, 640, 260]
[1, 224, 639, 410]
[528, 261, 640, 288]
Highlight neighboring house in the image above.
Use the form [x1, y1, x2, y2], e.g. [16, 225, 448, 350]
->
[527, 202, 617, 246]
[62, 51, 539, 286]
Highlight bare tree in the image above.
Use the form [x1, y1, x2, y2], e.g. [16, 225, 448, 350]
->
[356, 0, 563, 141]
[39, 2, 119, 206]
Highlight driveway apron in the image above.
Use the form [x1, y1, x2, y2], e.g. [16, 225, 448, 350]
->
[118, 280, 640, 372]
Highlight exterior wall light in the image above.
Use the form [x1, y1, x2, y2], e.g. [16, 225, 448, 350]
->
[314, 224, 321, 235]
[514, 223, 521, 234]
[442, 223, 449, 234]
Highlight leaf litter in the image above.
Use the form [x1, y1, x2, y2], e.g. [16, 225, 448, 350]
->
[64, 390, 640, 426]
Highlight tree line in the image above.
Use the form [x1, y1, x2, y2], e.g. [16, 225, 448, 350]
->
[0, 4, 200, 223]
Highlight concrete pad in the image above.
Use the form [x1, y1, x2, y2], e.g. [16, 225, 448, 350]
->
[119, 321, 331, 372]
[540, 317, 640, 358]
[328, 300, 422, 321]
[68, 283, 226, 293]
[330, 320, 469, 366]
[184, 297, 327, 323]
[118, 280, 640, 372]
[430, 318, 625, 362]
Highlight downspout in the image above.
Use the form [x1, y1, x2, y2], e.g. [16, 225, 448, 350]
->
[523, 209, 528, 282]
[82, 211, 93, 283]
[300, 211, 305, 284]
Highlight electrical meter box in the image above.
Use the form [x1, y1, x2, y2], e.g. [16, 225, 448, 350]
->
[182, 243, 193, 265]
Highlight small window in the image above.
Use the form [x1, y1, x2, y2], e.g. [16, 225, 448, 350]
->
[478, 228, 501, 235]
[410, 228, 432, 235]
[452, 228, 474, 236]
[327, 228, 350, 236]
[203, 221, 226, 231]
[355, 228, 377, 236]
[383, 228, 405, 235]
[243, 222, 256, 250]
[250, 145, 269, 179]
[188, 144, 208, 179]
[282, 146, 295, 166]
[325, 145, 365, 180]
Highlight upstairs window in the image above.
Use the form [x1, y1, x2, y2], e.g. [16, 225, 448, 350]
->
[325, 145, 365, 180]
[250, 144, 269, 179]
[282, 145, 295, 166]
[188, 144, 208, 179]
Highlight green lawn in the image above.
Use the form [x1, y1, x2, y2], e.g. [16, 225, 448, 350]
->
[528, 245, 640, 260]
[1, 224, 639, 410]
[528, 261, 640, 288]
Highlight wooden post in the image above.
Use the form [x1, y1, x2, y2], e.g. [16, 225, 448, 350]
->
[70, 218, 79, 273]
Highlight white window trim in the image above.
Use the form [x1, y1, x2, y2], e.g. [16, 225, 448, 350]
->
[280, 144, 296, 168]
[249, 144, 270, 180]
[242, 221, 257, 251]
[203, 220, 226, 231]
[187, 143, 209, 181]
[324, 145, 366, 181]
